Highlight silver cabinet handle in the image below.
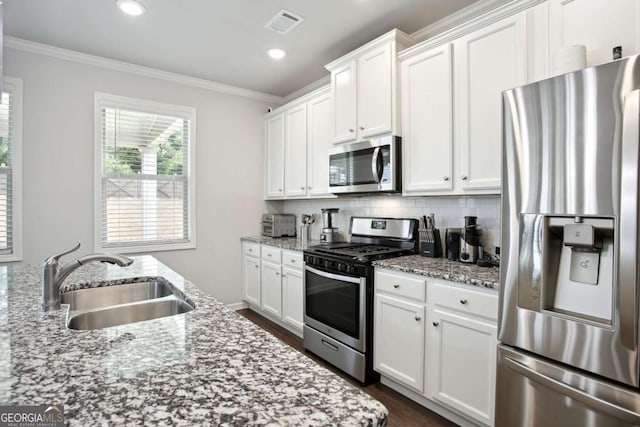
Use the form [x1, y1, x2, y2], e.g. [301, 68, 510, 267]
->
[254, 265, 259, 269]
[248, 248, 252, 252]
[349, 128, 354, 133]
[460, 299, 468, 305]
[290, 259, 295, 263]
[433, 322, 440, 327]
[360, 126, 365, 130]
[393, 284, 400, 289]
[461, 175, 468, 181]
[267, 254, 271, 257]
[443, 176, 449, 181]
[275, 272, 280, 276]
[415, 316, 422, 321]
[278, 188, 283, 191]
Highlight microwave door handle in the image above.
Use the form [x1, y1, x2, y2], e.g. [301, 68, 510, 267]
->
[619, 89, 640, 350]
[371, 147, 382, 183]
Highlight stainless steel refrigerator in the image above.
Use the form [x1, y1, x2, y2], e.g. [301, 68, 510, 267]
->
[498, 55, 640, 426]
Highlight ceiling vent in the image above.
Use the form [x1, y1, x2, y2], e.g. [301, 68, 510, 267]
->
[264, 9, 304, 35]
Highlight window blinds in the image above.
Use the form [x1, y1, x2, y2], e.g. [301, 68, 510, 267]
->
[100, 107, 190, 248]
[0, 92, 14, 255]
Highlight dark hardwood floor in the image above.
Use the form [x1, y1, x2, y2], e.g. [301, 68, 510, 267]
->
[237, 309, 457, 427]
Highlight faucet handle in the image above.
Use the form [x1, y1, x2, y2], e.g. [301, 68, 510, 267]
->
[44, 242, 81, 265]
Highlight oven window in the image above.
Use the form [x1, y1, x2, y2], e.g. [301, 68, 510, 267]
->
[329, 145, 390, 186]
[306, 270, 360, 339]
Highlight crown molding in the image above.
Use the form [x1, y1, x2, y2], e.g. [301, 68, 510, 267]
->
[4, 36, 284, 104]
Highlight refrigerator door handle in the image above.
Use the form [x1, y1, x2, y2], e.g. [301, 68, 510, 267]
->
[619, 89, 640, 350]
[504, 355, 640, 424]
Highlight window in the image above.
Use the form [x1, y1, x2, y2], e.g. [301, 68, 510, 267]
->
[95, 93, 196, 253]
[0, 78, 23, 262]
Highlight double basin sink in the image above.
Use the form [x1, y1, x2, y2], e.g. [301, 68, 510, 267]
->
[61, 279, 194, 330]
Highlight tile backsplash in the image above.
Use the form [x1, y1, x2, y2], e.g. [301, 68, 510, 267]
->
[280, 195, 502, 254]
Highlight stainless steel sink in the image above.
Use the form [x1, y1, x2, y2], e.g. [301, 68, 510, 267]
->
[66, 297, 194, 330]
[61, 279, 195, 330]
[61, 280, 174, 311]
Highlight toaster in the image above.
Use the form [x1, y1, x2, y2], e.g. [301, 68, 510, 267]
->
[261, 214, 296, 237]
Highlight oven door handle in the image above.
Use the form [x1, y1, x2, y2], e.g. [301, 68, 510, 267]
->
[305, 265, 361, 284]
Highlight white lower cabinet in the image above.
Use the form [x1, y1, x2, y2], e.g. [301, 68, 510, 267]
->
[374, 294, 425, 392]
[282, 265, 304, 331]
[241, 243, 304, 337]
[374, 268, 498, 426]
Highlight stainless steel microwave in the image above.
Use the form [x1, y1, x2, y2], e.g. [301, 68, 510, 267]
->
[328, 136, 401, 194]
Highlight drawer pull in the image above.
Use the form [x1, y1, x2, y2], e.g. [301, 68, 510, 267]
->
[460, 299, 468, 305]
[254, 265, 259, 269]
[267, 254, 272, 257]
[322, 339, 339, 352]
[433, 322, 440, 327]
[290, 259, 296, 263]
[248, 248, 253, 252]
[275, 272, 280, 276]
[393, 284, 400, 289]
[415, 316, 422, 321]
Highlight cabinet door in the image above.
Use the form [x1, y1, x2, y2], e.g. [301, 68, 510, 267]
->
[243, 255, 261, 306]
[307, 91, 333, 197]
[260, 261, 282, 317]
[285, 104, 307, 198]
[265, 113, 285, 198]
[401, 44, 453, 195]
[549, 0, 640, 69]
[374, 294, 425, 392]
[282, 266, 303, 331]
[454, 13, 527, 191]
[331, 60, 357, 143]
[358, 43, 393, 139]
[427, 307, 497, 426]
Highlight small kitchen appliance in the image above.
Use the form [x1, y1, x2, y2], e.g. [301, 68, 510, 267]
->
[261, 214, 296, 238]
[303, 216, 418, 383]
[459, 216, 482, 263]
[445, 228, 461, 261]
[320, 208, 340, 243]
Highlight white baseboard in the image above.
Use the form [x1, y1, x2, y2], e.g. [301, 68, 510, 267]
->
[227, 301, 249, 311]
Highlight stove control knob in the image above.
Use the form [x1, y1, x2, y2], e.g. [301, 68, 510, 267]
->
[460, 251, 469, 261]
[337, 263, 345, 272]
[346, 265, 354, 273]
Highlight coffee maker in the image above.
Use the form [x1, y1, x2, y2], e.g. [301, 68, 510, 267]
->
[320, 208, 340, 243]
[460, 216, 482, 263]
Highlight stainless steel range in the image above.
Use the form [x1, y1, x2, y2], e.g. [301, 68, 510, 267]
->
[303, 216, 418, 383]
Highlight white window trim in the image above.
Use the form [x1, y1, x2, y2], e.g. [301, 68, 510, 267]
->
[0, 77, 24, 263]
[94, 92, 197, 254]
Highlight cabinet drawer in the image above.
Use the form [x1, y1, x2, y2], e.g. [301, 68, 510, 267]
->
[282, 251, 303, 269]
[261, 246, 282, 263]
[375, 269, 426, 302]
[430, 281, 498, 320]
[243, 242, 261, 257]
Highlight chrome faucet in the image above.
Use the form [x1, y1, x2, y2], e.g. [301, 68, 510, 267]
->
[42, 242, 134, 311]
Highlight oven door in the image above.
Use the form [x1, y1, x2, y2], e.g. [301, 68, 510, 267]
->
[328, 136, 399, 194]
[304, 264, 366, 352]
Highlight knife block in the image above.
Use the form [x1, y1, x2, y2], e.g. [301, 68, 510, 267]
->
[419, 228, 442, 258]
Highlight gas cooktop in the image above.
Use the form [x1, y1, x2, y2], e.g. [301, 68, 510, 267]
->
[304, 243, 412, 262]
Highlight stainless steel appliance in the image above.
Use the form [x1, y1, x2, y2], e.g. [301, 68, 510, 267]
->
[459, 216, 482, 264]
[303, 216, 418, 383]
[261, 214, 296, 237]
[328, 135, 401, 194]
[497, 55, 640, 426]
[320, 208, 340, 243]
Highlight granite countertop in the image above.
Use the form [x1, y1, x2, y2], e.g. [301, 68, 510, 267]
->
[241, 236, 322, 252]
[0, 256, 387, 425]
[373, 255, 500, 290]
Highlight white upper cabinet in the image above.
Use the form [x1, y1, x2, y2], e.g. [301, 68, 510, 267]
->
[284, 104, 307, 198]
[331, 61, 358, 143]
[357, 43, 393, 139]
[307, 90, 333, 197]
[326, 29, 415, 144]
[549, 0, 640, 70]
[454, 12, 527, 191]
[401, 44, 453, 195]
[264, 113, 285, 199]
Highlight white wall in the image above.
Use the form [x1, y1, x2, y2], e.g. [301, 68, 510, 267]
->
[5, 47, 271, 305]
[283, 195, 502, 254]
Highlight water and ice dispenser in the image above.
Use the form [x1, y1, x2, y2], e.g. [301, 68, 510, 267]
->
[518, 215, 615, 324]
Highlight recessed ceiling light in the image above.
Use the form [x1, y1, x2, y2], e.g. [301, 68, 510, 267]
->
[267, 48, 287, 60]
[116, 0, 146, 16]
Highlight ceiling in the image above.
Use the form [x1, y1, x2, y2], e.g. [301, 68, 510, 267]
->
[4, 0, 479, 97]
